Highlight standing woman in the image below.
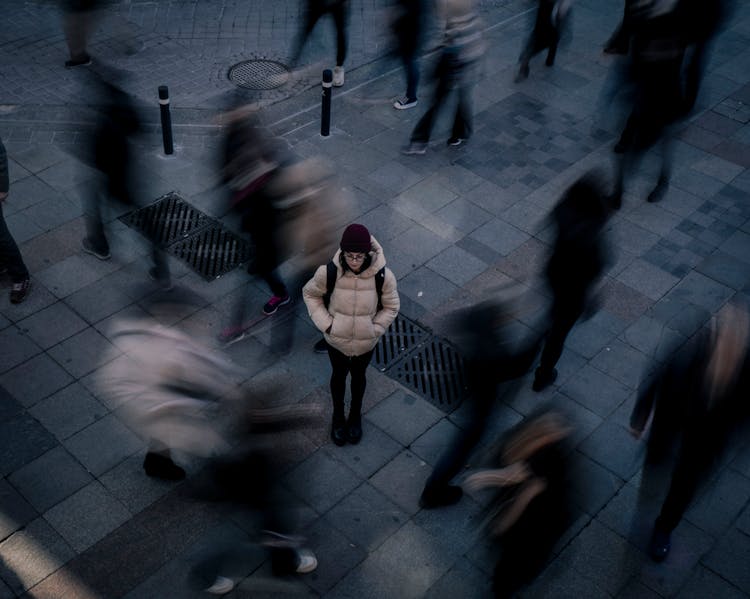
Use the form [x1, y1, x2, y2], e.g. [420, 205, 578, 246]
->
[303, 224, 399, 445]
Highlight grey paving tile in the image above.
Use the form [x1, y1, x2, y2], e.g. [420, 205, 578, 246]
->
[93, 454, 176, 516]
[0, 352, 74, 408]
[424, 555, 492, 599]
[719, 230, 750, 265]
[570, 451, 624, 516]
[0, 478, 37, 542]
[685, 468, 750, 537]
[646, 296, 711, 338]
[369, 449, 432, 516]
[425, 245, 488, 287]
[616, 259, 680, 301]
[16, 300, 88, 350]
[64, 277, 136, 324]
[590, 339, 653, 390]
[560, 363, 632, 418]
[328, 521, 458, 599]
[599, 278, 654, 324]
[35, 254, 117, 299]
[8, 144, 69, 174]
[521, 550, 609, 599]
[34, 160, 98, 193]
[395, 265, 459, 310]
[365, 391, 444, 448]
[676, 565, 748, 599]
[320, 422, 401, 480]
[43, 481, 131, 553]
[366, 160, 424, 195]
[8, 446, 92, 513]
[28, 382, 107, 441]
[47, 325, 120, 378]
[301, 517, 367, 594]
[413, 493, 483, 556]
[620, 315, 686, 363]
[0, 385, 22, 425]
[394, 174, 458, 215]
[565, 315, 619, 360]
[283, 448, 362, 515]
[578, 420, 643, 481]
[0, 326, 41, 374]
[63, 413, 143, 477]
[469, 217, 530, 256]
[410, 419, 463, 468]
[0, 517, 75, 595]
[665, 270, 735, 312]
[0, 414, 58, 477]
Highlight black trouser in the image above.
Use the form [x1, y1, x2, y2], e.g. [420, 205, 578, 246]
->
[538, 295, 585, 375]
[410, 56, 472, 143]
[0, 201, 29, 283]
[291, 0, 349, 67]
[327, 345, 374, 422]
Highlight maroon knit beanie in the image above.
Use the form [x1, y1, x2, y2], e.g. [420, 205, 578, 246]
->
[340, 224, 372, 253]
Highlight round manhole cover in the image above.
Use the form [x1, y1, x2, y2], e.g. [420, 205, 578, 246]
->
[228, 59, 290, 90]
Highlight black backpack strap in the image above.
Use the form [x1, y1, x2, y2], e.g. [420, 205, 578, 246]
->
[323, 260, 337, 308]
[375, 267, 386, 310]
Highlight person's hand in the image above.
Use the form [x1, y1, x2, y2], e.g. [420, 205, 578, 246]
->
[325, 324, 332, 334]
[0, 191, 7, 202]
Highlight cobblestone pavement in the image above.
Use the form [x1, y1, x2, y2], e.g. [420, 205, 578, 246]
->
[1, 0, 750, 597]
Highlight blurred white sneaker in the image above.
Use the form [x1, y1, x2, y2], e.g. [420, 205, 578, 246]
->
[295, 548, 318, 574]
[332, 66, 344, 86]
[205, 576, 234, 595]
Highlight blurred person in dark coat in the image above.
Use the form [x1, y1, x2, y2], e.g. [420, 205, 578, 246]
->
[390, 0, 428, 110]
[515, 0, 572, 82]
[61, 0, 101, 67]
[630, 301, 750, 562]
[0, 137, 31, 304]
[80, 74, 171, 288]
[402, 0, 484, 154]
[532, 172, 613, 392]
[610, 1, 686, 208]
[466, 408, 575, 598]
[419, 298, 541, 508]
[290, 0, 350, 86]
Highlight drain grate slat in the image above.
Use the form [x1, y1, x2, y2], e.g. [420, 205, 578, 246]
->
[373, 314, 430, 371]
[120, 192, 253, 280]
[393, 338, 467, 413]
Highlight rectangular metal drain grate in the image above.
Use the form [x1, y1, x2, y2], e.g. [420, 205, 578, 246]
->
[373, 314, 430, 371]
[170, 225, 253, 280]
[121, 192, 211, 246]
[392, 338, 468, 413]
[120, 192, 253, 280]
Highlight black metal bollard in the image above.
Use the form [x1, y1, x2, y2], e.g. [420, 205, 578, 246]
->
[158, 85, 174, 155]
[321, 69, 332, 137]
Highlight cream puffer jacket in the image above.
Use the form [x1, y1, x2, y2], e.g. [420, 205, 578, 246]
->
[303, 236, 400, 357]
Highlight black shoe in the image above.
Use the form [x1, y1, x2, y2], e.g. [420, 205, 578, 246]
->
[10, 279, 31, 304]
[314, 338, 329, 353]
[148, 267, 173, 291]
[647, 179, 668, 204]
[532, 367, 557, 392]
[81, 237, 111, 260]
[603, 43, 628, 55]
[346, 416, 362, 445]
[331, 418, 347, 446]
[514, 64, 529, 83]
[143, 451, 186, 481]
[419, 484, 463, 509]
[447, 137, 467, 147]
[648, 523, 671, 562]
[65, 54, 92, 68]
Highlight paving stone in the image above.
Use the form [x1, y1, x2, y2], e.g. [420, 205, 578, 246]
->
[521, 550, 609, 598]
[676, 565, 748, 599]
[560, 363, 632, 418]
[619, 315, 686, 363]
[564, 315, 618, 359]
[62, 413, 144, 477]
[28, 382, 107, 441]
[47, 326, 120, 379]
[590, 339, 653, 390]
[0, 478, 37, 543]
[719, 230, 750, 265]
[570, 451, 624, 516]
[283, 448, 362, 515]
[469, 217, 530, 257]
[0, 326, 41, 375]
[685, 468, 750, 537]
[320, 421, 401, 479]
[665, 270, 734, 312]
[64, 278, 136, 325]
[410, 418, 464, 468]
[599, 278, 653, 323]
[0, 414, 58, 477]
[325, 482, 408, 554]
[97, 454, 176, 515]
[424, 556, 492, 599]
[366, 160, 424, 195]
[578, 420, 643, 481]
[0, 517, 75, 595]
[365, 391, 444, 448]
[8, 446, 92, 513]
[302, 517, 367, 594]
[16, 300, 88, 350]
[616, 258, 680, 301]
[413, 493, 483, 556]
[35, 254, 117, 299]
[0, 352, 74, 408]
[425, 245, 488, 287]
[369, 449, 432, 516]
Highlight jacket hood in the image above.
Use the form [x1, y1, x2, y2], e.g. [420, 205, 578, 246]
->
[332, 235, 386, 277]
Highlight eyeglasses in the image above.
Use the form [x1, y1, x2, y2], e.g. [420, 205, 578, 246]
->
[344, 252, 366, 261]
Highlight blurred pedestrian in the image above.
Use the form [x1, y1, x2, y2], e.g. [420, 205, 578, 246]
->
[419, 299, 541, 508]
[465, 408, 575, 598]
[391, 0, 428, 110]
[402, 0, 484, 154]
[80, 75, 171, 288]
[290, 0, 350, 86]
[603, 0, 636, 55]
[219, 109, 347, 345]
[100, 318, 319, 593]
[532, 172, 613, 391]
[0, 137, 31, 304]
[630, 302, 750, 562]
[303, 224, 399, 446]
[515, 0, 572, 82]
[61, 0, 101, 67]
[610, 1, 686, 207]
